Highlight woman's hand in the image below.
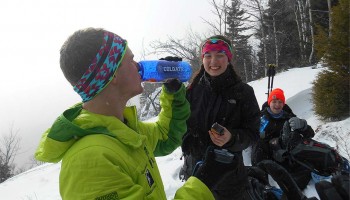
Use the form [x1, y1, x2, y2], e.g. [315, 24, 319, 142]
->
[209, 126, 232, 147]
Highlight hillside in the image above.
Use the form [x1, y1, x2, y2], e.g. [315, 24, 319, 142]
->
[0, 65, 349, 200]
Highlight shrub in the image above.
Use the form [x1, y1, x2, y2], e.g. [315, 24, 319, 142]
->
[313, 70, 349, 121]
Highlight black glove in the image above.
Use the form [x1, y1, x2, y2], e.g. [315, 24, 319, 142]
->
[281, 121, 303, 151]
[281, 121, 291, 148]
[269, 138, 287, 162]
[163, 78, 182, 93]
[193, 146, 235, 188]
[289, 117, 307, 131]
[159, 56, 182, 61]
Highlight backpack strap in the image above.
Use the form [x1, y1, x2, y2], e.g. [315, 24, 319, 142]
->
[257, 160, 309, 200]
[315, 180, 343, 200]
[331, 174, 350, 200]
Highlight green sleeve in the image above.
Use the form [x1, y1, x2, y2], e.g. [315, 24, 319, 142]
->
[138, 84, 190, 156]
[154, 84, 190, 156]
[174, 177, 215, 200]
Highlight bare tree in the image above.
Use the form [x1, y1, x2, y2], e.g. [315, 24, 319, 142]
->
[295, 0, 312, 63]
[144, 30, 206, 120]
[294, 1, 305, 61]
[327, 0, 332, 37]
[139, 83, 162, 120]
[0, 126, 21, 182]
[244, 0, 268, 76]
[201, 0, 230, 35]
[271, 10, 280, 68]
[149, 28, 206, 72]
[7, 156, 44, 175]
[28, 156, 46, 168]
[139, 38, 147, 61]
[307, 0, 315, 64]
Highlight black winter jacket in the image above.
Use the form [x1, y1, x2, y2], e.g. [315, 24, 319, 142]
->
[251, 106, 315, 190]
[259, 107, 315, 143]
[180, 67, 260, 199]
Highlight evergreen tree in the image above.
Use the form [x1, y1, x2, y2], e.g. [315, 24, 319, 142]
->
[311, 0, 339, 29]
[315, 0, 349, 74]
[313, 0, 349, 121]
[225, 0, 255, 82]
[265, 0, 303, 70]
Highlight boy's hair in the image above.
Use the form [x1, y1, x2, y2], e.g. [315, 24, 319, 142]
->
[60, 28, 105, 86]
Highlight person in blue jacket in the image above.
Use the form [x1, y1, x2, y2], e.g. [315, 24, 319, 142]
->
[35, 27, 235, 200]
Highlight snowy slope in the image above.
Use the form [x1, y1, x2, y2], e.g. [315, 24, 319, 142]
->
[1, 65, 349, 200]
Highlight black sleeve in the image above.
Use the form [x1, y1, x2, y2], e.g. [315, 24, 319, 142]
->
[287, 111, 315, 139]
[224, 85, 260, 152]
[302, 125, 315, 138]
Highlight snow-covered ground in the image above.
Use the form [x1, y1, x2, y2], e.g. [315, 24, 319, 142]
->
[0, 65, 349, 200]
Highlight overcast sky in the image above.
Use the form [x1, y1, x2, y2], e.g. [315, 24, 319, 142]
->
[0, 0, 215, 168]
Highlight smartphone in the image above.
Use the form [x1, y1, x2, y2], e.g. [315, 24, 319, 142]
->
[211, 122, 224, 135]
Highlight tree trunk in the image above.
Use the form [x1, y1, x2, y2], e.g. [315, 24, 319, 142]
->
[262, 29, 268, 76]
[247, 0, 268, 76]
[272, 15, 279, 68]
[0, 128, 21, 182]
[307, 0, 314, 64]
[243, 58, 248, 82]
[256, 0, 267, 76]
[294, 2, 304, 62]
[327, 0, 332, 37]
[298, 0, 307, 61]
[251, 55, 255, 80]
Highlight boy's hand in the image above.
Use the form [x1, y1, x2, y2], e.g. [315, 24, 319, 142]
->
[289, 117, 307, 131]
[163, 78, 182, 93]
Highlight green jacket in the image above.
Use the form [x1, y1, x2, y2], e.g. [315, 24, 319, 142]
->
[35, 85, 214, 200]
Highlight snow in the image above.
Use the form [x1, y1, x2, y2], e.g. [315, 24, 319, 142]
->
[0, 65, 349, 200]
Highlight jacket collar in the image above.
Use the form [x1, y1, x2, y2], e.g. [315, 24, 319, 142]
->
[36, 103, 145, 162]
[200, 67, 239, 93]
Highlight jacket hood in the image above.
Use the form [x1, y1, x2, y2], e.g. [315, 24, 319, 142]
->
[35, 103, 146, 163]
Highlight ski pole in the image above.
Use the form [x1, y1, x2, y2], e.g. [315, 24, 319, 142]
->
[266, 64, 276, 100]
[266, 65, 271, 101]
[269, 64, 276, 93]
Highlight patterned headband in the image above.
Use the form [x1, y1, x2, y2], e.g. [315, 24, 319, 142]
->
[73, 31, 127, 102]
[201, 38, 233, 61]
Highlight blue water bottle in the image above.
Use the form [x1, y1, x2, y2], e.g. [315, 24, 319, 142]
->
[259, 115, 269, 139]
[138, 60, 192, 82]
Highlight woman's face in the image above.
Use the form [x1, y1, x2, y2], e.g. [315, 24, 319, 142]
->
[202, 51, 229, 77]
[269, 99, 284, 114]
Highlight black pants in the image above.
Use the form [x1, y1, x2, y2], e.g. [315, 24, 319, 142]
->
[251, 140, 271, 165]
[211, 178, 250, 200]
[288, 165, 312, 190]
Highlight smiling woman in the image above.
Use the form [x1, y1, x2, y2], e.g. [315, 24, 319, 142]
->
[179, 35, 261, 199]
